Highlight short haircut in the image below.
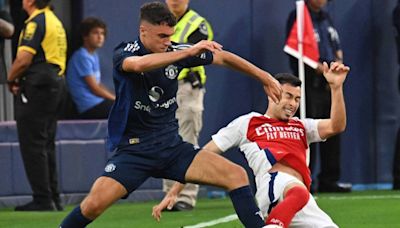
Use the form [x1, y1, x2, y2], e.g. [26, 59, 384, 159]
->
[34, 0, 51, 9]
[80, 17, 107, 38]
[140, 2, 176, 26]
[274, 73, 302, 87]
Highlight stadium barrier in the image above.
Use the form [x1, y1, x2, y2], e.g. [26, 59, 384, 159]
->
[0, 120, 170, 208]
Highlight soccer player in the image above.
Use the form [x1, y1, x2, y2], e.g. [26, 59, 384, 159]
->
[154, 62, 349, 228]
[60, 2, 281, 228]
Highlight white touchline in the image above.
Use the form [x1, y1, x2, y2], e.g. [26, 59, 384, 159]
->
[182, 195, 400, 227]
[314, 194, 400, 200]
[183, 214, 238, 228]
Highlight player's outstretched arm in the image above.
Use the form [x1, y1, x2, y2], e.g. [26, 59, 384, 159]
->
[152, 182, 185, 221]
[317, 61, 350, 139]
[211, 50, 282, 103]
[122, 40, 222, 73]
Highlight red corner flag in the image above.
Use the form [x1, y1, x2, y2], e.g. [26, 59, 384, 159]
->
[284, 5, 319, 69]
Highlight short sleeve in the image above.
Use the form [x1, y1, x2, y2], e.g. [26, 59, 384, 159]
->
[18, 16, 44, 55]
[113, 42, 139, 72]
[212, 114, 253, 152]
[301, 118, 325, 144]
[74, 53, 94, 78]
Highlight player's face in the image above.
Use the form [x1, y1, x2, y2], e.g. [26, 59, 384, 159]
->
[140, 22, 174, 53]
[166, 0, 189, 16]
[84, 27, 105, 49]
[272, 84, 301, 121]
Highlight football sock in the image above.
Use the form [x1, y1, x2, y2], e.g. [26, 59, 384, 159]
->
[59, 206, 92, 228]
[229, 185, 265, 228]
[266, 186, 310, 228]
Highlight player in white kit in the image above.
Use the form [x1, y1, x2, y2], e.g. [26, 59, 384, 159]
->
[154, 61, 349, 228]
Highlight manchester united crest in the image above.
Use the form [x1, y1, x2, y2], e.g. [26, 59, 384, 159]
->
[164, 65, 178, 80]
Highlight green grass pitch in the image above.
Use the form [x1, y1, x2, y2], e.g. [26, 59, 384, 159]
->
[1, 190, 399, 227]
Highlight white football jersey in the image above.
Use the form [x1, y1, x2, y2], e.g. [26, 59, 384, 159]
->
[212, 112, 323, 189]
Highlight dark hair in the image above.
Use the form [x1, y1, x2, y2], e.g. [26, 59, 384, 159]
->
[140, 2, 176, 26]
[34, 0, 51, 9]
[80, 17, 107, 38]
[274, 73, 302, 87]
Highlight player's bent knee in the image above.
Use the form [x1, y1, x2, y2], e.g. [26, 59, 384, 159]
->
[286, 186, 310, 208]
[81, 196, 106, 219]
[223, 164, 249, 190]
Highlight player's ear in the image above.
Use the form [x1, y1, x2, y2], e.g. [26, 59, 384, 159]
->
[140, 25, 147, 36]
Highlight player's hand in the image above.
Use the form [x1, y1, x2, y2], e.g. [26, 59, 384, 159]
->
[263, 74, 282, 104]
[322, 61, 350, 89]
[189, 40, 223, 56]
[151, 193, 178, 222]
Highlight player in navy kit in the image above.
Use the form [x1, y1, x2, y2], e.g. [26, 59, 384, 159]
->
[60, 2, 282, 228]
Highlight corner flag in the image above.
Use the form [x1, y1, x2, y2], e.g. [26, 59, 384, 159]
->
[284, 2, 319, 69]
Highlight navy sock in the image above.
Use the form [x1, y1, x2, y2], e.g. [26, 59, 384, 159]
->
[229, 185, 265, 228]
[60, 206, 92, 228]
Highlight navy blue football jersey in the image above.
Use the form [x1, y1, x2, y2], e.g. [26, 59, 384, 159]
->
[107, 38, 213, 151]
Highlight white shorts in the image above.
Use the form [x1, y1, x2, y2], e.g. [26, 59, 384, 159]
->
[255, 172, 338, 228]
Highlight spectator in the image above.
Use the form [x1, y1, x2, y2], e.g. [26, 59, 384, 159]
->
[286, 0, 351, 193]
[7, 0, 66, 211]
[163, 0, 213, 211]
[0, 6, 14, 83]
[66, 17, 115, 119]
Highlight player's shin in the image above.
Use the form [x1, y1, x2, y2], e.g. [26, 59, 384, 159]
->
[59, 206, 93, 228]
[229, 185, 266, 228]
[266, 186, 309, 228]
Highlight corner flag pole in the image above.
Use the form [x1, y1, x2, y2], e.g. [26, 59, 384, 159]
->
[296, 0, 311, 165]
[296, 0, 306, 120]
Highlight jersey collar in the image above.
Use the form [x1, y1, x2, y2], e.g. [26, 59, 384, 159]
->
[137, 37, 151, 55]
[25, 6, 50, 23]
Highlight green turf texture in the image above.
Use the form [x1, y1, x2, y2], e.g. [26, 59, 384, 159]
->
[1, 190, 399, 227]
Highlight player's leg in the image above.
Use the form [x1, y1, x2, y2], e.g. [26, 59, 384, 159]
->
[185, 150, 248, 189]
[81, 177, 127, 219]
[60, 176, 127, 227]
[185, 150, 265, 228]
[60, 151, 150, 228]
[265, 182, 309, 227]
[254, 172, 309, 228]
[289, 194, 338, 228]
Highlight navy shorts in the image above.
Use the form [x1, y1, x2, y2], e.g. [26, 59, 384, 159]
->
[102, 140, 200, 196]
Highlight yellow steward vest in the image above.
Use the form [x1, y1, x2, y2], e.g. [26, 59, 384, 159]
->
[171, 10, 213, 85]
[18, 7, 67, 75]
